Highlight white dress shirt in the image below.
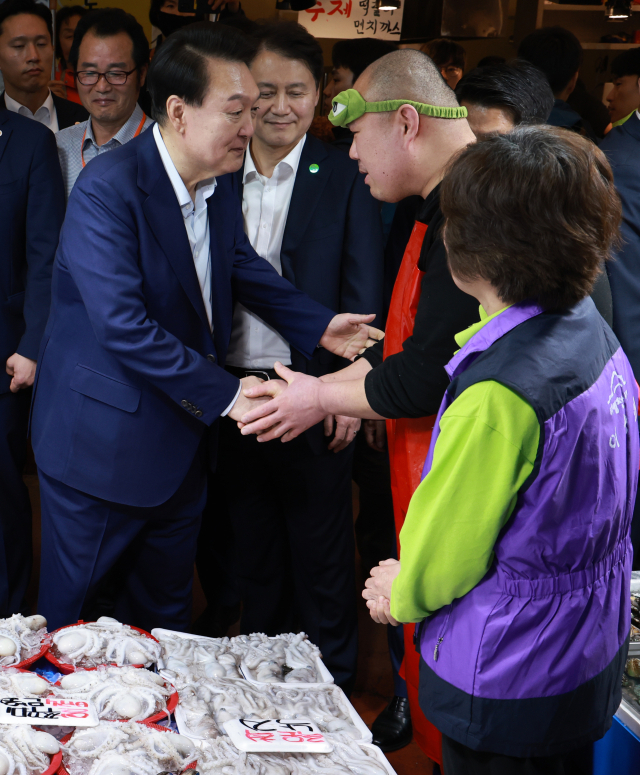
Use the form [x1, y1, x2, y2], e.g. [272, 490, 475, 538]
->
[226, 135, 306, 369]
[153, 123, 241, 415]
[5, 90, 59, 133]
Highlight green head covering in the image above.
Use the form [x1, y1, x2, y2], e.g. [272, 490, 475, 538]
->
[328, 88, 468, 127]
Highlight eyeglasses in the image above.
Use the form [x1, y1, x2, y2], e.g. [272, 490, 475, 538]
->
[75, 68, 137, 86]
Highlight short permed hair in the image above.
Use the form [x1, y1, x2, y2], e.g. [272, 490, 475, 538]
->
[0, 0, 52, 41]
[456, 60, 554, 126]
[517, 26, 582, 96]
[69, 8, 150, 72]
[147, 22, 255, 124]
[611, 47, 640, 79]
[252, 20, 324, 88]
[440, 126, 621, 312]
[421, 38, 466, 71]
[332, 38, 398, 82]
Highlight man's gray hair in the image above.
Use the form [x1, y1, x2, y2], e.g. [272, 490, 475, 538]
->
[361, 49, 460, 109]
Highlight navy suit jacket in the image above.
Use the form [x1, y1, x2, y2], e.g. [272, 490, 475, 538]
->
[237, 133, 384, 450]
[0, 111, 64, 394]
[600, 113, 640, 378]
[31, 127, 334, 507]
[0, 92, 88, 130]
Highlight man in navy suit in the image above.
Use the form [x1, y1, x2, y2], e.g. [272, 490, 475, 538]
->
[196, 21, 383, 693]
[31, 23, 380, 632]
[600, 84, 640, 564]
[0, 110, 64, 617]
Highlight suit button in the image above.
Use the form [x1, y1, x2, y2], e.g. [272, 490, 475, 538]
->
[181, 399, 188, 408]
[195, 410, 203, 418]
[207, 354, 216, 363]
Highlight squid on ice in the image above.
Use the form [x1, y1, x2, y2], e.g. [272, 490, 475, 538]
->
[54, 666, 172, 722]
[196, 734, 388, 775]
[177, 679, 360, 740]
[51, 618, 161, 669]
[0, 727, 59, 775]
[63, 721, 195, 775]
[0, 615, 47, 667]
[0, 668, 50, 699]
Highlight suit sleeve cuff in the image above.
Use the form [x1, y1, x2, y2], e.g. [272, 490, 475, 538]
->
[220, 381, 242, 417]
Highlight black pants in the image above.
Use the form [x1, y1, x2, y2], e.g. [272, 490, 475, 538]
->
[441, 735, 593, 775]
[208, 415, 358, 693]
[0, 389, 32, 617]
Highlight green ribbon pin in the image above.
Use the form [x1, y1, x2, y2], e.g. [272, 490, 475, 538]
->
[328, 88, 468, 127]
[309, 164, 319, 173]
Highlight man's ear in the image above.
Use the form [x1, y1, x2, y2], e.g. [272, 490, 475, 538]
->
[396, 103, 420, 141]
[166, 95, 187, 135]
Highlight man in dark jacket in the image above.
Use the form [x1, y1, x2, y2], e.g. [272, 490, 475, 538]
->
[0, 0, 87, 131]
[0, 110, 65, 616]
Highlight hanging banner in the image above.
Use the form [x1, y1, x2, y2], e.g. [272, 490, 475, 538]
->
[299, 0, 404, 40]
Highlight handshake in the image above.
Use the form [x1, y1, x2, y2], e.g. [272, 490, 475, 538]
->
[228, 312, 384, 450]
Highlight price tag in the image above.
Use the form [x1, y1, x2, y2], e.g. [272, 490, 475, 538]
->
[0, 697, 99, 727]
[223, 718, 333, 753]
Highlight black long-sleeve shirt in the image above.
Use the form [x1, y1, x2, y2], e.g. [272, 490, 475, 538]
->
[362, 187, 479, 419]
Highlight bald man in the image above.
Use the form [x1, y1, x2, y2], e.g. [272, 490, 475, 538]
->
[239, 49, 479, 766]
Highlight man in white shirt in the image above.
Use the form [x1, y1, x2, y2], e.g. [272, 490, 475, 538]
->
[55, 8, 153, 200]
[197, 21, 384, 694]
[31, 22, 381, 632]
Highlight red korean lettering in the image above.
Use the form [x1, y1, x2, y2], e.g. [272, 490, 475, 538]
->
[305, 1, 325, 21]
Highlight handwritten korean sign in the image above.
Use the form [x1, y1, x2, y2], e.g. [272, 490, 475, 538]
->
[0, 698, 99, 727]
[299, 0, 404, 40]
[223, 718, 333, 752]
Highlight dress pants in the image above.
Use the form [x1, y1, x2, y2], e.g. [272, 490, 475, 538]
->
[441, 735, 593, 775]
[215, 415, 358, 694]
[37, 449, 206, 632]
[0, 389, 32, 617]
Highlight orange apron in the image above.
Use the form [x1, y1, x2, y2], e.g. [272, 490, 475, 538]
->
[384, 220, 442, 765]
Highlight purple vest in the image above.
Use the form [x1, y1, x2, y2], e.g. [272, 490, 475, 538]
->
[416, 299, 639, 757]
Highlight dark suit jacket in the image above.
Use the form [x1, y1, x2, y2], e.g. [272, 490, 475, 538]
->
[601, 112, 640, 378]
[0, 91, 88, 129]
[237, 133, 384, 449]
[0, 111, 64, 394]
[31, 127, 334, 508]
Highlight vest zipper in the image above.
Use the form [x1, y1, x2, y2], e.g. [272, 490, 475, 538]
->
[433, 605, 453, 662]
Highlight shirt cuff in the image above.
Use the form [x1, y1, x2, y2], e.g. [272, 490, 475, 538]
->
[221, 381, 242, 417]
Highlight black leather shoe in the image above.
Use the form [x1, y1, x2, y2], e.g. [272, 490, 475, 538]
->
[371, 696, 412, 752]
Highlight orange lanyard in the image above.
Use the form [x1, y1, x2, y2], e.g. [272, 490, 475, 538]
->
[81, 112, 146, 168]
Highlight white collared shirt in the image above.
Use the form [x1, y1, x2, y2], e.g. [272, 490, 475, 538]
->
[153, 123, 241, 416]
[153, 122, 215, 330]
[226, 135, 306, 369]
[5, 90, 59, 133]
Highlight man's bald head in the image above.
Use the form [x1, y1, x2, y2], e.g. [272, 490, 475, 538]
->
[357, 48, 459, 109]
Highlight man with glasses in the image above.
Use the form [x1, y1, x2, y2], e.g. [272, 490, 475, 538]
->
[56, 8, 152, 200]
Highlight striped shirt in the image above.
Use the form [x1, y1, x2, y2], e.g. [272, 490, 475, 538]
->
[55, 103, 152, 201]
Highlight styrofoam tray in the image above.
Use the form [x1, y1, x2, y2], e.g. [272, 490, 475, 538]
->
[359, 743, 397, 775]
[175, 685, 372, 744]
[151, 628, 229, 671]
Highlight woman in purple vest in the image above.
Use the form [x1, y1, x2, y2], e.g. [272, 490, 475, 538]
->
[364, 126, 639, 774]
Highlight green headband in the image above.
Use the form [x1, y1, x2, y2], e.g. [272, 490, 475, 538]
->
[328, 88, 468, 127]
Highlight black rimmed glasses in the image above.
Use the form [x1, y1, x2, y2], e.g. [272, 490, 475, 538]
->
[75, 68, 138, 86]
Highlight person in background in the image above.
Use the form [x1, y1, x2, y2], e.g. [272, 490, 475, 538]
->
[0, 111, 64, 618]
[456, 59, 554, 136]
[518, 26, 597, 141]
[607, 47, 640, 128]
[567, 78, 611, 138]
[55, 8, 152, 201]
[201, 20, 383, 696]
[50, 5, 85, 104]
[476, 54, 505, 67]
[364, 126, 634, 775]
[0, 0, 87, 132]
[420, 38, 466, 89]
[600, 71, 640, 564]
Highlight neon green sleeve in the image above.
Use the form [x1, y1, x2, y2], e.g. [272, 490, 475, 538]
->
[390, 380, 540, 624]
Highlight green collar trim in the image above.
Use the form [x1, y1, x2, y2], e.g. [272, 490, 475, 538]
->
[329, 88, 468, 127]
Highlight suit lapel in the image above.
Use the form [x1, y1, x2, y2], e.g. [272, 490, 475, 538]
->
[280, 134, 330, 279]
[0, 112, 13, 167]
[137, 130, 212, 333]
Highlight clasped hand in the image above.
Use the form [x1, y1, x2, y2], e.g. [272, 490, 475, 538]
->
[362, 559, 401, 626]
